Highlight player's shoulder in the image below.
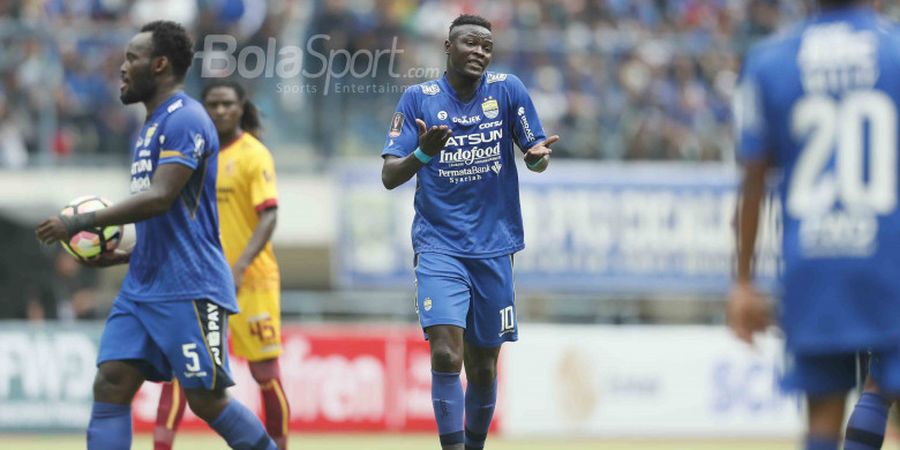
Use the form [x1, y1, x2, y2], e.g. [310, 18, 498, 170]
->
[238, 133, 273, 158]
[483, 72, 529, 99]
[484, 71, 518, 85]
[162, 93, 212, 129]
[744, 23, 805, 70]
[404, 79, 443, 100]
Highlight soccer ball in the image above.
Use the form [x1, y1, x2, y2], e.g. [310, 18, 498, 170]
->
[60, 195, 123, 260]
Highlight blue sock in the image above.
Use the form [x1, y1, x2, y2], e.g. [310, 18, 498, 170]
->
[432, 371, 464, 447]
[844, 392, 890, 450]
[87, 402, 132, 450]
[806, 436, 839, 450]
[464, 379, 497, 450]
[209, 400, 278, 450]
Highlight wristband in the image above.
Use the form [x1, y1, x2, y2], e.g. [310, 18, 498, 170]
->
[526, 156, 545, 170]
[413, 147, 432, 164]
[59, 211, 97, 237]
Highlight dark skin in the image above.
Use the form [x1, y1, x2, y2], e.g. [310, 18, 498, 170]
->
[34, 31, 230, 422]
[203, 85, 281, 437]
[382, 24, 557, 450]
[35, 32, 195, 257]
[203, 86, 278, 291]
[381, 24, 559, 190]
[729, 3, 882, 441]
[152, 86, 284, 442]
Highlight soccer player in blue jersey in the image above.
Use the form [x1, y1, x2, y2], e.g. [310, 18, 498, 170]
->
[729, 1, 900, 449]
[35, 21, 279, 450]
[381, 14, 558, 450]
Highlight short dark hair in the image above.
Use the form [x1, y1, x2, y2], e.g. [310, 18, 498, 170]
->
[140, 20, 194, 81]
[449, 14, 492, 36]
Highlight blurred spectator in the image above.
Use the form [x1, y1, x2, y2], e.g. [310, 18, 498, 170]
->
[52, 248, 101, 321]
[0, 0, 846, 166]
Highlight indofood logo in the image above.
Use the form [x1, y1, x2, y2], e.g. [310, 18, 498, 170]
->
[439, 143, 501, 165]
[439, 129, 503, 165]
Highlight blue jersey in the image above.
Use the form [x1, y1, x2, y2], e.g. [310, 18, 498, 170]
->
[737, 8, 900, 353]
[382, 72, 546, 257]
[120, 92, 237, 312]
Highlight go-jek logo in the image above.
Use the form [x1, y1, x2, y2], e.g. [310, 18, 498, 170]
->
[452, 115, 481, 125]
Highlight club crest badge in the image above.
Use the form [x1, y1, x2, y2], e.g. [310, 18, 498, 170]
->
[482, 98, 499, 119]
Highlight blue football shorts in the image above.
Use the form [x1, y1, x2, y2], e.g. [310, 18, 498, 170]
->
[97, 296, 234, 390]
[414, 252, 518, 348]
[782, 348, 900, 395]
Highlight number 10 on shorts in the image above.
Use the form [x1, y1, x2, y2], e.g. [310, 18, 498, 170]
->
[499, 306, 515, 336]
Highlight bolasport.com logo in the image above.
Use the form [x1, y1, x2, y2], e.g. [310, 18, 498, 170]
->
[195, 35, 441, 96]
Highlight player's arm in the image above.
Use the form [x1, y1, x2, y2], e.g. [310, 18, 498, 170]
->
[729, 159, 772, 344]
[727, 52, 772, 345]
[35, 163, 194, 244]
[508, 74, 558, 173]
[232, 207, 277, 289]
[382, 119, 452, 190]
[233, 151, 280, 289]
[735, 161, 766, 286]
[37, 111, 205, 246]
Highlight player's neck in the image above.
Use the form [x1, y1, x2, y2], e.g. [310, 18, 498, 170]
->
[219, 129, 243, 149]
[143, 82, 183, 118]
[445, 70, 480, 103]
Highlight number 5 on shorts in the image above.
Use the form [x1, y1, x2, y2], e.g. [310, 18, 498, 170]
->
[183, 343, 200, 372]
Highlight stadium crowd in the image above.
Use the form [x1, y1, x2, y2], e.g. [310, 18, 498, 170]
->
[0, 0, 880, 169]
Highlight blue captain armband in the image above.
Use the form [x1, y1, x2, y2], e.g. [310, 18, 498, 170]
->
[413, 147, 432, 164]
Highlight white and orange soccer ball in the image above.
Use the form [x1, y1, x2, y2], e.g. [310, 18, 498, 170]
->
[60, 195, 123, 260]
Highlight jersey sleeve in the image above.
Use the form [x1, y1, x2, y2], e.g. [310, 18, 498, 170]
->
[508, 74, 547, 152]
[249, 148, 279, 213]
[158, 110, 209, 170]
[381, 87, 419, 158]
[734, 48, 771, 163]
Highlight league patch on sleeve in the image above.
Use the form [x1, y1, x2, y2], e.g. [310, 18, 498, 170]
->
[192, 133, 205, 161]
[486, 72, 508, 83]
[421, 83, 441, 95]
[389, 112, 404, 137]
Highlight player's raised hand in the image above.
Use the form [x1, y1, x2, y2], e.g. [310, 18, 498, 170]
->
[416, 118, 452, 157]
[35, 216, 68, 245]
[524, 135, 559, 173]
[727, 281, 771, 346]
